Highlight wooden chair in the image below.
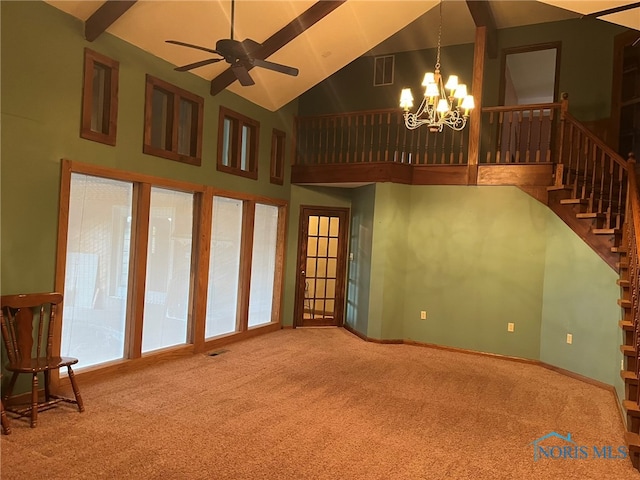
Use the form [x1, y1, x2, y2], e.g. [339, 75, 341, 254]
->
[1, 375, 10, 434]
[0, 292, 84, 427]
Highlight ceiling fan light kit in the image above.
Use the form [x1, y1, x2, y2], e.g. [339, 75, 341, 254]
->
[166, 0, 299, 87]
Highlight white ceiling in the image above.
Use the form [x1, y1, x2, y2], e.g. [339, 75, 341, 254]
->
[46, 0, 640, 112]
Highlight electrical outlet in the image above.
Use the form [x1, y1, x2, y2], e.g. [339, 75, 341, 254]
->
[420, 310, 427, 320]
[566, 333, 573, 344]
[507, 322, 514, 332]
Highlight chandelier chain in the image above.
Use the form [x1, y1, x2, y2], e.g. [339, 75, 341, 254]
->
[435, 0, 442, 70]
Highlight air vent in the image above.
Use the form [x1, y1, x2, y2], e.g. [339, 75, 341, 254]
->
[207, 349, 229, 357]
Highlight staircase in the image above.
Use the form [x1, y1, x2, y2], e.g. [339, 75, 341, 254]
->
[544, 106, 640, 468]
[614, 159, 640, 469]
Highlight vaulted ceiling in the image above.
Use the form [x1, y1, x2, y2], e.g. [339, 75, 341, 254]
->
[46, 0, 640, 112]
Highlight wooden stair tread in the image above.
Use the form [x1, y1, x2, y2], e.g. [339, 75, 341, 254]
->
[593, 228, 621, 235]
[622, 344, 636, 355]
[576, 212, 605, 219]
[621, 370, 639, 383]
[620, 320, 634, 330]
[626, 432, 640, 452]
[618, 298, 632, 308]
[560, 198, 587, 205]
[617, 279, 630, 287]
[623, 399, 640, 415]
[612, 246, 627, 253]
[617, 261, 629, 269]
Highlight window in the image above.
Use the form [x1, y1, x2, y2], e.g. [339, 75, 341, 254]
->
[80, 48, 119, 145]
[205, 196, 243, 338]
[61, 174, 133, 369]
[270, 129, 286, 185]
[143, 75, 204, 166]
[142, 188, 194, 353]
[57, 160, 287, 375]
[373, 55, 394, 86]
[217, 106, 259, 179]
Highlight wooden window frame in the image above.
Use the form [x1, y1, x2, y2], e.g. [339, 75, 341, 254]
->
[373, 55, 395, 86]
[217, 106, 260, 180]
[270, 128, 286, 185]
[80, 48, 119, 146]
[54, 159, 287, 389]
[143, 74, 204, 166]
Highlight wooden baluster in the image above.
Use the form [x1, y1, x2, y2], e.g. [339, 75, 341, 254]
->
[424, 125, 432, 164]
[588, 142, 597, 212]
[505, 111, 513, 163]
[534, 108, 543, 163]
[486, 112, 494, 163]
[440, 128, 446, 164]
[449, 127, 455, 165]
[525, 108, 533, 163]
[515, 112, 523, 163]
[496, 111, 504, 163]
[458, 128, 465, 165]
[545, 108, 554, 163]
[580, 133, 589, 200]
[393, 112, 402, 162]
[617, 159, 627, 230]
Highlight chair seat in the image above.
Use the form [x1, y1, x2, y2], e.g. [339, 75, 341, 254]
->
[7, 356, 79, 373]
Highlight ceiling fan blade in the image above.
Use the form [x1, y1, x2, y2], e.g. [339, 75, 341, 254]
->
[175, 58, 223, 72]
[252, 58, 299, 77]
[166, 40, 220, 56]
[582, 2, 640, 18]
[231, 64, 255, 86]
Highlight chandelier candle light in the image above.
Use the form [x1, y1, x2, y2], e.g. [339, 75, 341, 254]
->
[399, 1, 474, 132]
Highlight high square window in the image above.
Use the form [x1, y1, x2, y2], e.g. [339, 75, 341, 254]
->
[80, 48, 119, 145]
[143, 75, 204, 166]
[217, 106, 259, 180]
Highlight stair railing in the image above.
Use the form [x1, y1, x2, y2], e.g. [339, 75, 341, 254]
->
[557, 101, 629, 231]
[623, 153, 640, 408]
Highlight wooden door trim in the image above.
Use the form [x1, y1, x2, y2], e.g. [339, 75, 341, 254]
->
[293, 206, 350, 328]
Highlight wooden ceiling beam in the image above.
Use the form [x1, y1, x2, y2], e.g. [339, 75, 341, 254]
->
[210, 0, 346, 96]
[465, 0, 498, 59]
[85, 1, 137, 42]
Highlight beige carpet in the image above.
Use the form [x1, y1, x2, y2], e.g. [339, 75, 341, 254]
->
[1, 328, 637, 479]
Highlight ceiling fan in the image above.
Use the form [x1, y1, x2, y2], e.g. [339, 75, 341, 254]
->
[165, 0, 299, 86]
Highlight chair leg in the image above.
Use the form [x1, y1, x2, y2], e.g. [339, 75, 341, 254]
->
[3, 372, 18, 404]
[1, 398, 10, 435]
[30, 373, 38, 428]
[44, 370, 51, 402]
[67, 366, 84, 413]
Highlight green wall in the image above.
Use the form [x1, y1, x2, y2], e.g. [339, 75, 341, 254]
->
[299, 17, 626, 119]
[1, 1, 295, 295]
[540, 213, 623, 395]
[349, 184, 621, 393]
[345, 184, 376, 333]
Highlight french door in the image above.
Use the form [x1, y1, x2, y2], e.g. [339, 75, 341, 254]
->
[294, 207, 349, 327]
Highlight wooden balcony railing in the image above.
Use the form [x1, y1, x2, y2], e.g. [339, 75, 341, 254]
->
[294, 103, 564, 167]
[294, 109, 469, 166]
[294, 96, 629, 230]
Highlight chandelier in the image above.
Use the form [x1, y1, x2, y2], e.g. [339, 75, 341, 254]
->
[399, 1, 474, 132]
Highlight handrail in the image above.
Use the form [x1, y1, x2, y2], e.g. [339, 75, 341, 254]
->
[562, 111, 628, 169]
[482, 102, 563, 113]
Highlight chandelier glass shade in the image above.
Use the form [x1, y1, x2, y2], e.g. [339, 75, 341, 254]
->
[399, 1, 474, 132]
